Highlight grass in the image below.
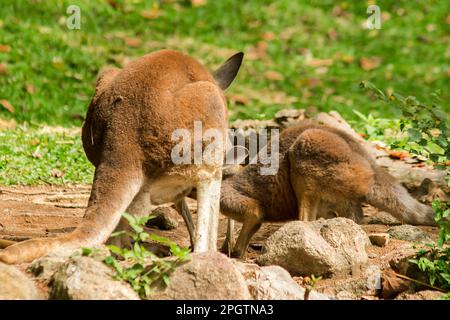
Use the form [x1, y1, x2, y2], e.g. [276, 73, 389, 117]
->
[0, 0, 449, 185]
[0, 126, 93, 185]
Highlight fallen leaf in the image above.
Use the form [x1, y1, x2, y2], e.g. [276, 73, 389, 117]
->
[360, 57, 382, 71]
[25, 83, 35, 95]
[297, 77, 322, 88]
[227, 94, 250, 106]
[140, 8, 162, 19]
[0, 99, 14, 113]
[262, 32, 275, 41]
[0, 118, 16, 130]
[32, 150, 43, 159]
[0, 44, 11, 52]
[191, 0, 207, 7]
[381, 270, 413, 299]
[51, 169, 64, 178]
[264, 70, 284, 81]
[327, 29, 338, 41]
[0, 63, 7, 75]
[247, 41, 268, 60]
[387, 150, 409, 160]
[305, 59, 333, 67]
[124, 37, 142, 48]
[446, 15, 450, 25]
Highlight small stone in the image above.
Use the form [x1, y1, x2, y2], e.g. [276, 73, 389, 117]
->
[395, 290, 445, 300]
[388, 225, 432, 243]
[369, 233, 390, 247]
[147, 206, 179, 230]
[364, 211, 401, 225]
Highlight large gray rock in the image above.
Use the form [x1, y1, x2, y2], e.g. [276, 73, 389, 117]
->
[257, 218, 370, 277]
[49, 255, 139, 300]
[234, 262, 329, 300]
[0, 263, 40, 300]
[388, 225, 433, 243]
[150, 252, 250, 300]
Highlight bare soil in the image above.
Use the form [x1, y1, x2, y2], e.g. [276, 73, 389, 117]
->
[0, 184, 439, 299]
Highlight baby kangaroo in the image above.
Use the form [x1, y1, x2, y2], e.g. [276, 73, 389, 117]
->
[0, 50, 243, 264]
[220, 122, 436, 258]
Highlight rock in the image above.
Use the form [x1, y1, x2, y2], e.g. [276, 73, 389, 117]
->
[387, 225, 432, 243]
[336, 290, 358, 300]
[395, 290, 445, 300]
[150, 252, 250, 300]
[234, 262, 329, 300]
[369, 233, 390, 247]
[29, 246, 110, 282]
[363, 211, 401, 225]
[0, 262, 40, 300]
[147, 206, 179, 230]
[256, 218, 370, 277]
[50, 255, 139, 300]
[388, 247, 429, 284]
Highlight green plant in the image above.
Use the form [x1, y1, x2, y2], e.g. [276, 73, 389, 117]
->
[103, 212, 191, 298]
[410, 200, 450, 298]
[360, 81, 449, 186]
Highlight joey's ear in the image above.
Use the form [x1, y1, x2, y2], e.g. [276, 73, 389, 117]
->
[213, 52, 244, 90]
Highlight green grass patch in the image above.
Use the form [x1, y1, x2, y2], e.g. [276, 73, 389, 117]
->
[0, 125, 93, 185]
[0, 0, 448, 126]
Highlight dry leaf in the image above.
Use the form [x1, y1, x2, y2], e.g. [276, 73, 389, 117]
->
[247, 41, 268, 60]
[446, 15, 450, 25]
[360, 57, 382, 71]
[0, 63, 8, 75]
[191, 0, 207, 7]
[327, 29, 338, 41]
[262, 32, 275, 41]
[140, 8, 162, 19]
[305, 59, 333, 67]
[264, 70, 284, 81]
[388, 150, 409, 160]
[124, 37, 142, 48]
[227, 94, 250, 106]
[0, 118, 16, 130]
[51, 169, 64, 178]
[0, 99, 14, 113]
[0, 44, 11, 53]
[25, 83, 35, 95]
[381, 270, 412, 299]
[32, 150, 43, 159]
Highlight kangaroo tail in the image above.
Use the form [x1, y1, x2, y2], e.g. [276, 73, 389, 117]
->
[366, 168, 436, 226]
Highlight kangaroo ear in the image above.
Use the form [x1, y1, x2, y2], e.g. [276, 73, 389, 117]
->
[213, 52, 244, 90]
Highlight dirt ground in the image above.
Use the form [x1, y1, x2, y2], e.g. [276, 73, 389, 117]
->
[0, 184, 439, 299]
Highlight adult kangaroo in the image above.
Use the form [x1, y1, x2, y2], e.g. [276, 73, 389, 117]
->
[0, 50, 244, 264]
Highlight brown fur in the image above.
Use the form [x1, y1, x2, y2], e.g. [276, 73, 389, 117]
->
[220, 122, 436, 258]
[0, 50, 243, 264]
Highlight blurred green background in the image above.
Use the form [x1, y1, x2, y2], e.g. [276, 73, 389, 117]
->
[0, 0, 448, 126]
[0, 0, 448, 185]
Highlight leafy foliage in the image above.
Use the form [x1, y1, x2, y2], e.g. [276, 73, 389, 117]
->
[409, 201, 450, 298]
[360, 81, 449, 186]
[103, 213, 190, 298]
